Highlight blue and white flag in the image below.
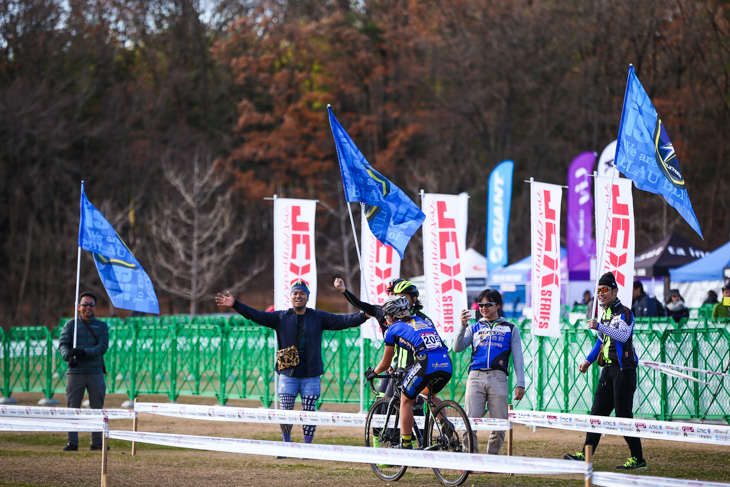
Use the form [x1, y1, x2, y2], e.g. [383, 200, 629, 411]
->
[486, 160, 513, 274]
[79, 183, 160, 314]
[614, 65, 703, 239]
[328, 106, 425, 259]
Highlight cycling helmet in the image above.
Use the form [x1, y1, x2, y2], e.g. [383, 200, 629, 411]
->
[381, 296, 411, 321]
[386, 278, 405, 294]
[389, 279, 419, 297]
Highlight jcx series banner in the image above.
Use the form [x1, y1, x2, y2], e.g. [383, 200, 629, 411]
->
[273, 198, 317, 310]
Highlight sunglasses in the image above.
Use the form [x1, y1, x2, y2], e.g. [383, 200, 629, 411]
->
[597, 286, 611, 294]
[478, 302, 496, 309]
[80, 303, 96, 307]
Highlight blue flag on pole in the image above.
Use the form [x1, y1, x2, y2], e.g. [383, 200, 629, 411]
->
[328, 106, 425, 259]
[79, 183, 160, 314]
[614, 65, 703, 239]
[486, 160, 514, 274]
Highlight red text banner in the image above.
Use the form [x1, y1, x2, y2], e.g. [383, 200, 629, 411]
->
[422, 193, 468, 343]
[274, 198, 317, 310]
[531, 182, 562, 338]
[595, 177, 635, 307]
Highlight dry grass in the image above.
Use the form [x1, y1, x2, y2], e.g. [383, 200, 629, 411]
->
[1, 392, 728, 487]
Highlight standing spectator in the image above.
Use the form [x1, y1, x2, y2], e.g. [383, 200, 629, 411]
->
[58, 292, 109, 451]
[631, 281, 658, 317]
[712, 284, 730, 319]
[216, 280, 367, 445]
[564, 272, 646, 470]
[454, 288, 525, 454]
[666, 289, 690, 324]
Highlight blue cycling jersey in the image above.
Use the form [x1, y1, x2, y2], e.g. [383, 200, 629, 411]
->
[384, 316, 447, 355]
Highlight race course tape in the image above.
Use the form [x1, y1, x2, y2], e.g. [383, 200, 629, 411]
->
[108, 430, 579, 475]
[593, 471, 730, 487]
[0, 405, 136, 420]
[0, 417, 106, 432]
[509, 410, 730, 446]
[135, 402, 511, 432]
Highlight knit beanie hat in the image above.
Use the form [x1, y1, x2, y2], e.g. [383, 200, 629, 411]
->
[598, 272, 618, 289]
[290, 280, 310, 297]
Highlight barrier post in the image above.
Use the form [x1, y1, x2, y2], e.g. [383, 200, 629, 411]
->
[584, 444, 592, 487]
[131, 398, 138, 456]
[101, 417, 109, 487]
[507, 404, 513, 476]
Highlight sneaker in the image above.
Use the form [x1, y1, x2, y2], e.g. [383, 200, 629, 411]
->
[564, 452, 585, 461]
[616, 457, 647, 470]
[90, 445, 109, 451]
[392, 443, 413, 450]
[62, 444, 78, 452]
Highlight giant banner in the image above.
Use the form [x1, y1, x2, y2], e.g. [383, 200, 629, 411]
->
[530, 182, 562, 338]
[360, 206, 401, 340]
[566, 152, 596, 271]
[422, 193, 468, 343]
[487, 160, 514, 274]
[273, 198, 317, 310]
[595, 176, 635, 307]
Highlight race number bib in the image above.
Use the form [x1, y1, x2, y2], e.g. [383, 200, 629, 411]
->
[421, 331, 441, 350]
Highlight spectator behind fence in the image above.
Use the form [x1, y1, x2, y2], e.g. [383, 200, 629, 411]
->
[454, 288, 525, 455]
[712, 284, 730, 319]
[58, 292, 109, 452]
[666, 289, 690, 324]
[564, 272, 647, 471]
[631, 281, 658, 317]
[215, 280, 367, 447]
[703, 290, 719, 306]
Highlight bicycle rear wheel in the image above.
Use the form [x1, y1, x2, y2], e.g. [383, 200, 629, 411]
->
[364, 397, 407, 482]
[427, 399, 473, 486]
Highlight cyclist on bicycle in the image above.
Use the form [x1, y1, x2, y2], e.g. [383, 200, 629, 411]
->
[365, 295, 452, 449]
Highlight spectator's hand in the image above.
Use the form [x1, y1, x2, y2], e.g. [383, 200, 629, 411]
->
[334, 278, 346, 292]
[364, 366, 378, 381]
[71, 348, 86, 358]
[215, 291, 234, 308]
[514, 386, 525, 401]
[460, 309, 471, 327]
[578, 361, 590, 373]
[587, 319, 598, 330]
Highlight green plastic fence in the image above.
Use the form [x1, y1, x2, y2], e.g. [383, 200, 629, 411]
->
[1, 315, 728, 423]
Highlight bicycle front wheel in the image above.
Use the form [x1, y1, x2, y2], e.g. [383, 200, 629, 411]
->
[364, 397, 407, 482]
[428, 399, 474, 486]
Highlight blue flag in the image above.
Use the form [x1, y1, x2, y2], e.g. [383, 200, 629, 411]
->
[79, 183, 160, 314]
[486, 160, 513, 274]
[328, 106, 425, 259]
[614, 65, 703, 239]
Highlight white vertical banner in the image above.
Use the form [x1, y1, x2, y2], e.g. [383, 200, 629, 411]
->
[273, 198, 318, 310]
[595, 176, 635, 306]
[530, 182, 562, 338]
[422, 193, 469, 344]
[360, 206, 401, 340]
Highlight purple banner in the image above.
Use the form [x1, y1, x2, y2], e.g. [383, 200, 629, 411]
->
[567, 152, 596, 271]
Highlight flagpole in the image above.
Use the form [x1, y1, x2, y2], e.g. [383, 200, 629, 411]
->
[73, 181, 85, 349]
[591, 166, 618, 320]
[345, 201, 368, 414]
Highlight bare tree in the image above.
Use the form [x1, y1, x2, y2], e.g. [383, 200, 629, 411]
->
[146, 151, 263, 315]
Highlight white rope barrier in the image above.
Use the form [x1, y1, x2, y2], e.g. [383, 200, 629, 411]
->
[107, 430, 581, 475]
[509, 410, 730, 446]
[0, 405, 136, 420]
[640, 360, 730, 379]
[0, 417, 106, 432]
[134, 402, 511, 431]
[593, 471, 730, 487]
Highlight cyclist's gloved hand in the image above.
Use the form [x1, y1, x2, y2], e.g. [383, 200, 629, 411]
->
[364, 367, 378, 381]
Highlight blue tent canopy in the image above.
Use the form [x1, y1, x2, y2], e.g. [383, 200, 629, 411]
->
[669, 240, 730, 282]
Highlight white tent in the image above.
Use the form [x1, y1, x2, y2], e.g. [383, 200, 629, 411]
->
[410, 247, 487, 304]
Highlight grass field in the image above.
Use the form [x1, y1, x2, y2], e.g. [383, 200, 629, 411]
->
[1, 392, 728, 486]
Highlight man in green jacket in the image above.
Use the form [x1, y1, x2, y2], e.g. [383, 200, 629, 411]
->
[58, 292, 109, 451]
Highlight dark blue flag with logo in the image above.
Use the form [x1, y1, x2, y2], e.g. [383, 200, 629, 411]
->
[79, 182, 160, 313]
[614, 65, 703, 239]
[328, 106, 425, 259]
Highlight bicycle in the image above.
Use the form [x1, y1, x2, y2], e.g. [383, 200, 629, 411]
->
[364, 370, 474, 486]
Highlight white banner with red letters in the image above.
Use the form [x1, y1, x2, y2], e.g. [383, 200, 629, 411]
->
[273, 198, 317, 310]
[360, 206, 401, 340]
[595, 176, 634, 307]
[422, 193, 469, 344]
[530, 182, 563, 338]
